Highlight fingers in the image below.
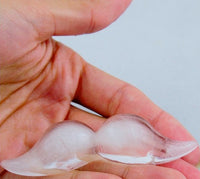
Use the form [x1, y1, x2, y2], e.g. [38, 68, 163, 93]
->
[67, 104, 106, 131]
[74, 62, 200, 165]
[66, 105, 200, 178]
[0, 170, 121, 179]
[161, 159, 200, 179]
[79, 160, 186, 179]
[16, 0, 131, 40]
[46, 0, 131, 35]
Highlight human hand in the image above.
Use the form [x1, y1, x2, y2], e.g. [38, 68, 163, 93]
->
[0, 0, 199, 178]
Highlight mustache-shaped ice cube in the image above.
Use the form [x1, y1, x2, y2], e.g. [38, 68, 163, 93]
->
[1, 121, 96, 176]
[1, 114, 198, 176]
[96, 114, 198, 164]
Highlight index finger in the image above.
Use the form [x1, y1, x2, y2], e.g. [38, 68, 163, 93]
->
[74, 62, 200, 165]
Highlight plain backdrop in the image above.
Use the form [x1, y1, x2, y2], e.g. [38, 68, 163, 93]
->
[54, 0, 200, 143]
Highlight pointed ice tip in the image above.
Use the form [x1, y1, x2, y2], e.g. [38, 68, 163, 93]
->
[0, 159, 45, 176]
[154, 140, 198, 164]
[167, 140, 198, 158]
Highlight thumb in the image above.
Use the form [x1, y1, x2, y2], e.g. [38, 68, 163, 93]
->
[23, 0, 131, 40]
[43, 0, 131, 35]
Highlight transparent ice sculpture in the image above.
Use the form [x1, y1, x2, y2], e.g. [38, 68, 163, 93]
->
[96, 114, 198, 164]
[1, 121, 96, 176]
[1, 114, 198, 176]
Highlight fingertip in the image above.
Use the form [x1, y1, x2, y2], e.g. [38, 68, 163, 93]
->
[86, 0, 132, 33]
[161, 159, 200, 179]
[43, 0, 132, 36]
[127, 165, 186, 179]
[149, 112, 200, 166]
[182, 146, 200, 166]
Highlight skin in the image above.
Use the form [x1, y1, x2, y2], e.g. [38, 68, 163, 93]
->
[0, 0, 200, 178]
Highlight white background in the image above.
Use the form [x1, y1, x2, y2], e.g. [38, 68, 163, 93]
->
[54, 0, 200, 143]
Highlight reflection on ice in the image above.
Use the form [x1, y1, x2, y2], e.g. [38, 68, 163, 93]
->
[96, 114, 198, 164]
[1, 114, 198, 176]
[1, 121, 96, 176]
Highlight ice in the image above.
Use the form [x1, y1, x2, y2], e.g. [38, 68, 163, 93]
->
[1, 114, 198, 176]
[96, 114, 198, 165]
[1, 121, 96, 176]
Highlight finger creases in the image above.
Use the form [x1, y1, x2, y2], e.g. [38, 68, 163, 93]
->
[0, 170, 121, 179]
[161, 159, 200, 179]
[32, 0, 132, 38]
[74, 62, 200, 165]
[80, 160, 186, 179]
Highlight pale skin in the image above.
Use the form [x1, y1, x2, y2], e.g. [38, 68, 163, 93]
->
[0, 0, 200, 178]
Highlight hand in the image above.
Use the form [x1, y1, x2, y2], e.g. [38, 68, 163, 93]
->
[0, 0, 199, 178]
